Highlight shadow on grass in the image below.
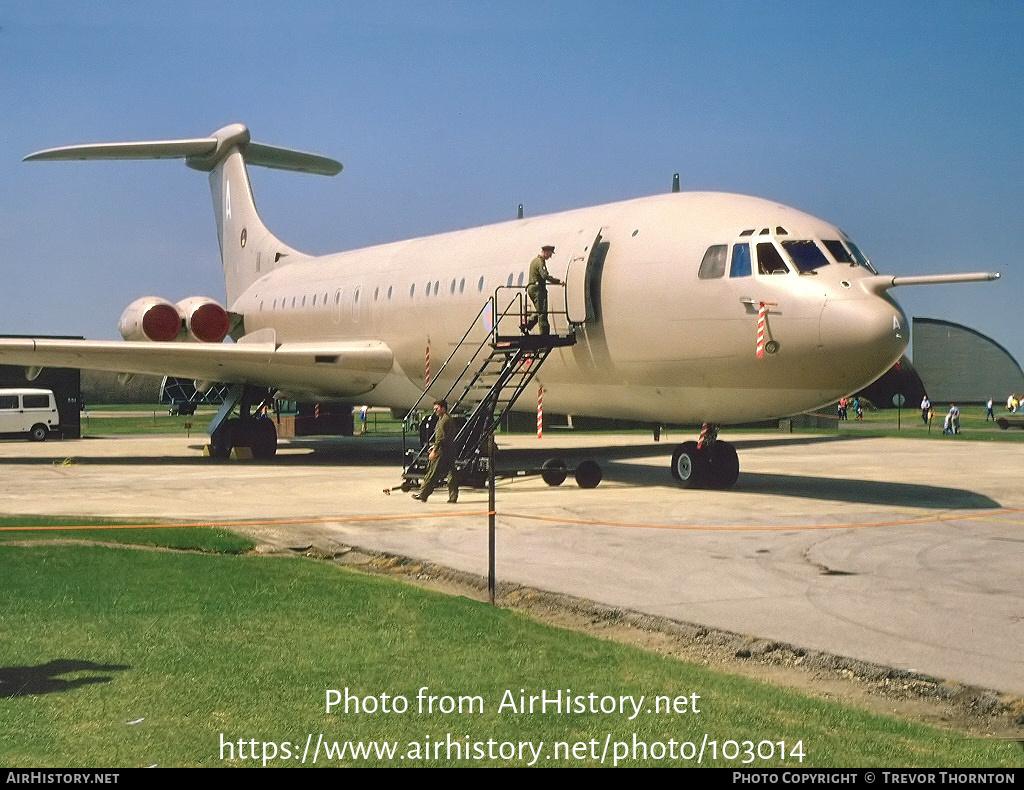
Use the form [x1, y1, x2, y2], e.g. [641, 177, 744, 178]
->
[1, 659, 129, 698]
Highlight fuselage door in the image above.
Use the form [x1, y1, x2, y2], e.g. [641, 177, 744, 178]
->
[564, 229, 606, 324]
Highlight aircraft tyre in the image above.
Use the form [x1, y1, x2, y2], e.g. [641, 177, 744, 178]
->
[705, 441, 739, 490]
[671, 441, 708, 488]
[249, 417, 278, 460]
[209, 418, 237, 460]
[29, 424, 48, 442]
[574, 459, 602, 489]
[541, 458, 568, 486]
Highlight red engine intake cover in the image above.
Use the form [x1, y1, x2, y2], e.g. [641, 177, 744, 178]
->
[178, 297, 231, 343]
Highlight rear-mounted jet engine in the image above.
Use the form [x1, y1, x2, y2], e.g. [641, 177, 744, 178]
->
[118, 296, 229, 343]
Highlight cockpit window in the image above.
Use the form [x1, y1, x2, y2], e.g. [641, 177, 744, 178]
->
[756, 242, 789, 275]
[822, 239, 854, 263]
[730, 243, 751, 277]
[781, 240, 829, 273]
[844, 239, 878, 274]
[698, 245, 727, 279]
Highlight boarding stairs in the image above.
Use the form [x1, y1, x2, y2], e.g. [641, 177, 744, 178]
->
[401, 286, 575, 488]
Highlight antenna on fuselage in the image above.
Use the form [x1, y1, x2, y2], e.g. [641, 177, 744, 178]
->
[672, 173, 680, 193]
[517, 203, 524, 219]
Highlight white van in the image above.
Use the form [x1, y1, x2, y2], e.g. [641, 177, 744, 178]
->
[0, 388, 61, 441]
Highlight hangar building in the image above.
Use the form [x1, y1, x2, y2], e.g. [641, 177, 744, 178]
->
[911, 318, 1024, 404]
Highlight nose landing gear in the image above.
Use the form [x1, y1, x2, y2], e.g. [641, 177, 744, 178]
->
[670, 424, 739, 489]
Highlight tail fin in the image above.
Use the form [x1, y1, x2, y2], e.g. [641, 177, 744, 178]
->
[24, 123, 342, 306]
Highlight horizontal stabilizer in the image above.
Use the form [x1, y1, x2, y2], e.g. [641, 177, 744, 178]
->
[24, 138, 216, 162]
[242, 142, 342, 176]
[24, 124, 342, 176]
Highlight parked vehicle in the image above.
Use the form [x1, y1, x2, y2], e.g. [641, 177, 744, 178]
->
[0, 388, 60, 441]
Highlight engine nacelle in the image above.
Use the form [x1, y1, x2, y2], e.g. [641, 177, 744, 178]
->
[176, 297, 231, 343]
[118, 297, 183, 342]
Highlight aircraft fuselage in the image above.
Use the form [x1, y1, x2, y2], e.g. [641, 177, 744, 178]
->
[235, 191, 907, 425]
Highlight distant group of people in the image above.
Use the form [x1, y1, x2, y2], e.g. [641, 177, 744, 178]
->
[920, 396, 961, 434]
[917, 394, 1020, 434]
[837, 396, 863, 421]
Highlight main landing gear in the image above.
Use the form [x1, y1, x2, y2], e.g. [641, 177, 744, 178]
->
[670, 423, 739, 490]
[207, 384, 278, 460]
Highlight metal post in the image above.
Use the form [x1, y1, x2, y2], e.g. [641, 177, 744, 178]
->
[672, 173, 680, 193]
[488, 436, 496, 605]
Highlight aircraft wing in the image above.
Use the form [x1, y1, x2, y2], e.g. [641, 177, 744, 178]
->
[0, 337, 394, 399]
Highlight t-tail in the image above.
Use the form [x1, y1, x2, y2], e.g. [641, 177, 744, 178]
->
[23, 123, 342, 306]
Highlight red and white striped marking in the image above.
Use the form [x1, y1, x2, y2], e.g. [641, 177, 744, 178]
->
[756, 302, 767, 358]
[697, 422, 708, 450]
[425, 340, 431, 388]
[537, 386, 543, 439]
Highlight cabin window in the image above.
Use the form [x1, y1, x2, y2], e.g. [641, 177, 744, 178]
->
[730, 244, 751, 277]
[312, 294, 317, 306]
[756, 243, 789, 275]
[698, 245, 727, 279]
[507, 273, 514, 287]
[450, 278, 456, 295]
[387, 285, 393, 300]
[823, 240, 854, 264]
[459, 278, 466, 294]
[478, 276, 485, 292]
[517, 272, 525, 287]
[781, 240, 829, 273]
[291, 296, 297, 308]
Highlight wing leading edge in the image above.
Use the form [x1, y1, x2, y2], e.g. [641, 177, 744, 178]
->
[0, 338, 394, 399]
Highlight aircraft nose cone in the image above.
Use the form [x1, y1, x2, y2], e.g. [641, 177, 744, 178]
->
[819, 293, 908, 391]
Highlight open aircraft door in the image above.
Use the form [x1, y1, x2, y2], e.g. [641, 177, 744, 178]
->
[563, 228, 606, 324]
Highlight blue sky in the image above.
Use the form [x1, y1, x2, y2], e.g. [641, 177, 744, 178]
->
[1, 1, 1021, 367]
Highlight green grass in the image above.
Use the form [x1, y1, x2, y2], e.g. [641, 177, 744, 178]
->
[831, 408, 1024, 442]
[1, 526, 1019, 768]
[0, 515, 253, 554]
[80, 410, 213, 436]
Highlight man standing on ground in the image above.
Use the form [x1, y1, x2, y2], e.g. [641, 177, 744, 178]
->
[523, 245, 562, 335]
[412, 399, 459, 503]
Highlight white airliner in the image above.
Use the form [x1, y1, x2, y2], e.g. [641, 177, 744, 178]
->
[1, 124, 998, 488]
